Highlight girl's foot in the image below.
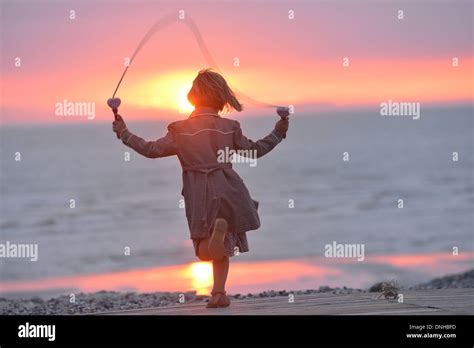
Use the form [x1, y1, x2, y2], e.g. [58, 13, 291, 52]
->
[208, 218, 227, 260]
[206, 291, 231, 308]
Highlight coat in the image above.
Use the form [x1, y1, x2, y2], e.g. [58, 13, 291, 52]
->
[120, 107, 283, 240]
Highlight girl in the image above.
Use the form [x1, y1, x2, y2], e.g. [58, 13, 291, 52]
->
[112, 69, 289, 308]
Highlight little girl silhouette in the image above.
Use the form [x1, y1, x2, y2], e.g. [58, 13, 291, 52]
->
[112, 69, 289, 308]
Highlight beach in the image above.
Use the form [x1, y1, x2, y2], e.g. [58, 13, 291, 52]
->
[1, 269, 472, 315]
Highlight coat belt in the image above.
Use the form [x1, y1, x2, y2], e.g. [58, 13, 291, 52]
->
[182, 163, 232, 230]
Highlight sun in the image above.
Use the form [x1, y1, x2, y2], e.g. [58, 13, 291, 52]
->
[189, 262, 213, 294]
[178, 85, 194, 114]
[127, 71, 196, 114]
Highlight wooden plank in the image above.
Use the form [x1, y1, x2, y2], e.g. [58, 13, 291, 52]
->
[103, 288, 474, 316]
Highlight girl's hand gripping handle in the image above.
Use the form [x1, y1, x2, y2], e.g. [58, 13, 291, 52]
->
[108, 98, 122, 138]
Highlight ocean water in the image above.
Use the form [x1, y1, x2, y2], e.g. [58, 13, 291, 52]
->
[0, 105, 473, 293]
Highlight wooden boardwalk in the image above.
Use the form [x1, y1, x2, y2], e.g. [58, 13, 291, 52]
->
[106, 288, 474, 315]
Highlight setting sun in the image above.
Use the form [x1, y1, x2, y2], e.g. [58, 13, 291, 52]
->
[178, 85, 195, 114]
[125, 71, 196, 114]
[189, 262, 213, 294]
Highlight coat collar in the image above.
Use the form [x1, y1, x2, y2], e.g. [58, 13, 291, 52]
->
[190, 106, 220, 118]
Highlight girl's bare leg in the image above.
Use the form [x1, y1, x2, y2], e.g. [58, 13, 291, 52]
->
[206, 256, 230, 307]
[197, 238, 230, 305]
[197, 218, 231, 307]
[212, 256, 229, 293]
[197, 239, 212, 261]
[208, 218, 229, 293]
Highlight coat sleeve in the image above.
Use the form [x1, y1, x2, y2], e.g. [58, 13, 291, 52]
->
[121, 124, 177, 158]
[233, 120, 283, 158]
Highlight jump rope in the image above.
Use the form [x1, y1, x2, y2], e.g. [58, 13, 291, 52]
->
[107, 12, 291, 128]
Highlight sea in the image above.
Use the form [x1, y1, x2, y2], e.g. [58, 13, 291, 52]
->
[1, 105, 473, 297]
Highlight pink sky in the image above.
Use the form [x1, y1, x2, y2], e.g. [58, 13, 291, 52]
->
[1, 0, 472, 124]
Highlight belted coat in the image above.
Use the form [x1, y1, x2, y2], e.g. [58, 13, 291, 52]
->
[120, 107, 283, 240]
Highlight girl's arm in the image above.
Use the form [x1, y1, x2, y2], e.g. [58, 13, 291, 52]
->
[121, 129, 177, 158]
[233, 118, 289, 158]
[113, 115, 177, 158]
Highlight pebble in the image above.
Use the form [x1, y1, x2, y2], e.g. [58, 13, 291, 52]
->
[2, 269, 471, 315]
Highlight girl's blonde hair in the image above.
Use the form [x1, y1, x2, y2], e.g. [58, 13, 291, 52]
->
[187, 69, 243, 113]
